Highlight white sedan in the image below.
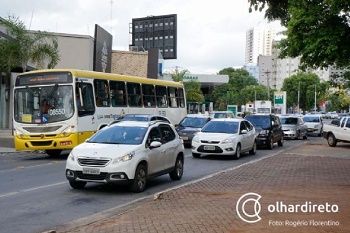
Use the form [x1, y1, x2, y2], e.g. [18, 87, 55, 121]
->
[191, 118, 257, 159]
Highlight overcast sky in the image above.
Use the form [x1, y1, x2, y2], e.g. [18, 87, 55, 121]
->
[1, 0, 283, 74]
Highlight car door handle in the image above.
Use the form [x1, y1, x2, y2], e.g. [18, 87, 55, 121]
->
[161, 150, 166, 153]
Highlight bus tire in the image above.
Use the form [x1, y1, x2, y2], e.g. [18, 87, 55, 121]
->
[46, 149, 62, 157]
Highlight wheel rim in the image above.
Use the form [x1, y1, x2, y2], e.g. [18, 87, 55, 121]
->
[137, 168, 146, 189]
[176, 159, 183, 176]
[253, 142, 257, 153]
[328, 135, 335, 145]
[270, 138, 273, 148]
[237, 145, 241, 158]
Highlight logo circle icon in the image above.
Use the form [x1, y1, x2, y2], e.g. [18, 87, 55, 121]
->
[236, 192, 262, 223]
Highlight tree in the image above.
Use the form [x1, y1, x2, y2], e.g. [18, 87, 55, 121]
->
[0, 15, 60, 73]
[281, 72, 329, 113]
[327, 71, 350, 111]
[170, 68, 188, 82]
[248, 0, 350, 70]
[184, 81, 204, 103]
[169, 68, 204, 103]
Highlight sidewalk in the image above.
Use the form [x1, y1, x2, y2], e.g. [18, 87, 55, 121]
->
[0, 128, 16, 153]
[51, 140, 350, 233]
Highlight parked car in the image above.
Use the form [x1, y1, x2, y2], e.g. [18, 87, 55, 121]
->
[175, 114, 211, 147]
[211, 111, 234, 119]
[244, 114, 284, 149]
[109, 114, 171, 126]
[66, 121, 185, 192]
[302, 114, 324, 136]
[280, 116, 308, 140]
[323, 116, 350, 147]
[191, 118, 256, 159]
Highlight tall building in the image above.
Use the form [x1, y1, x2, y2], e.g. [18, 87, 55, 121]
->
[245, 24, 282, 65]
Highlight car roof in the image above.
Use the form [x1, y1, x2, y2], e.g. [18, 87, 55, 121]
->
[121, 114, 166, 118]
[185, 114, 211, 118]
[280, 116, 301, 118]
[210, 118, 244, 122]
[245, 114, 272, 117]
[108, 120, 171, 128]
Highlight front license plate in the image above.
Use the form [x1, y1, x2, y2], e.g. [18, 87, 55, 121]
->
[181, 137, 188, 140]
[204, 145, 215, 150]
[82, 167, 100, 175]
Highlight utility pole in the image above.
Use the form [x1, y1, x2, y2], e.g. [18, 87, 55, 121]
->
[314, 83, 317, 112]
[297, 81, 300, 114]
[262, 69, 271, 100]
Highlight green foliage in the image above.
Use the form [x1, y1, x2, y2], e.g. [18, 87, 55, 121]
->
[170, 69, 188, 82]
[281, 72, 329, 112]
[248, 0, 350, 69]
[0, 15, 60, 73]
[184, 81, 204, 103]
[169, 69, 204, 103]
[211, 67, 267, 110]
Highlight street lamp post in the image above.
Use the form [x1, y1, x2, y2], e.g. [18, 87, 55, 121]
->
[314, 84, 317, 112]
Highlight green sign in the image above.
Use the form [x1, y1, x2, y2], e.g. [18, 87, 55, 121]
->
[227, 105, 237, 116]
[275, 94, 283, 104]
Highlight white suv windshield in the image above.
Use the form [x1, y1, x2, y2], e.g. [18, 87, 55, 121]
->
[89, 126, 148, 145]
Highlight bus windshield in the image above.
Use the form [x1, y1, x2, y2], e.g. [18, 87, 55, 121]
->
[14, 85, 74, 124]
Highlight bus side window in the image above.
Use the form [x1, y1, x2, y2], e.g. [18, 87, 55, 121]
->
[178, 88, 185, 108]
[94, 79, 110, 107]
[156, 85, 167, 108]
[110, 81, 127, 107]
[142, 84, 156, 107]
[127, 82, 142, 107]
[168, 87, 178, 108]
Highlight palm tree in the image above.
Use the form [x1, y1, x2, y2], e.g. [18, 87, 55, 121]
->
[0, 15, 60, 74]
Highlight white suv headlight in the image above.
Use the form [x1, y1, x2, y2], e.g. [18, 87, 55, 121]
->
[113, 151, 135, 164]
[68, 152, 75, 162]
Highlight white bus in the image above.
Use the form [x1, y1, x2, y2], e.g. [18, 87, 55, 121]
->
[13, 69, 187, 156]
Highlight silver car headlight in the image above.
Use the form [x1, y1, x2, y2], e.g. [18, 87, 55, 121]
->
[192, 135, 200, 143]
[222, 136, 236, 144]
[112, 151, 135, 164]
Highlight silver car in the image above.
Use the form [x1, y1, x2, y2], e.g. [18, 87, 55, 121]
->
[303, 114, 324, 136]
[280, 116, 308, 140]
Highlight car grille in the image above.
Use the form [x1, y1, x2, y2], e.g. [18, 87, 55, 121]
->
[200, 140, 220, 144]
[197, 145, 223, 153]
[76, 171, 108, 180]
[77, 157, 111, 167]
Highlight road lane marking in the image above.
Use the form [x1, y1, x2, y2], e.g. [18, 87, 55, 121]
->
[0, 181, 66, 198]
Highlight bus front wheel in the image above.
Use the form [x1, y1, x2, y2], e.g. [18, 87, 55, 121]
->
[46, 149, 62, 157]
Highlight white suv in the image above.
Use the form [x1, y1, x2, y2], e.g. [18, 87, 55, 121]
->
[66, 121, 185, 192]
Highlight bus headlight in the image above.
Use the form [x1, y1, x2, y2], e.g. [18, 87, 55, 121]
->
[14, 128, 25, 138]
